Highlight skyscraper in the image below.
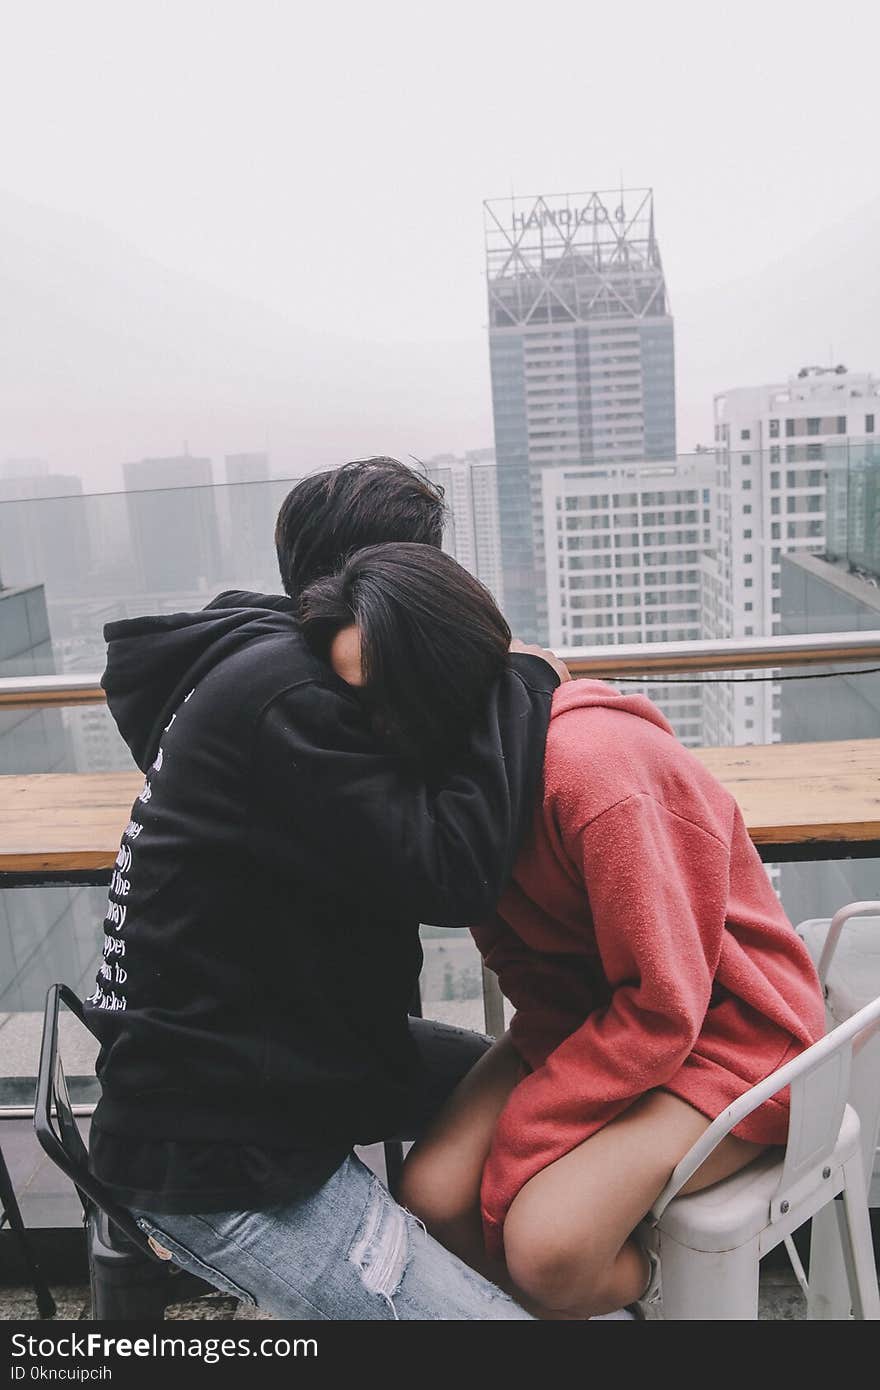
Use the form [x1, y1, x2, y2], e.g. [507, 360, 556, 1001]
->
[0, 461, 89, 598]
[224, 452, 277, 590]
[704, 366, 880, 745]
[541, 455, 713, 745]
[225, 452, 270, 485]
[484, 189, 676, 641]
[424, 449, 504, 603]
[123, 453, 222, 594]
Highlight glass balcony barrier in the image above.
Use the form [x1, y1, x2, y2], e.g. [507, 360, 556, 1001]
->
[2, 634, 879, 1112]
[1, 452, 879, 1107]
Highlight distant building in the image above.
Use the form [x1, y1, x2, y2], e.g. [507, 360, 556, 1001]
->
[64, 700, 134, 774]
[425, 450, 504, 603]
[224, 452, 277, 590]
[716, 367, 879, 459]
[0, 458, 52, 480]
[225, 453, 270, 485]
[85, 492, 133, 588]
[704, 367, 880, 746]
[123, 454, 222, 593]
[485, 188, 676, 640]
[541, 456, 713, 745]
[0, 463, 89, 598]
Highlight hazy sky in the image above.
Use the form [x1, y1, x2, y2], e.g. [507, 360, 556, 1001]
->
[1, 0, 878, 488]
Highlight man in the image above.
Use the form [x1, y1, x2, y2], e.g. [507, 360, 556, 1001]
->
[86, 458, 563, 1319]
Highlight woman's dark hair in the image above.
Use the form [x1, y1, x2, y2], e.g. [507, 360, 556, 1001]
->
[300, 543, 511, 766]
[275, 458, 446, 597]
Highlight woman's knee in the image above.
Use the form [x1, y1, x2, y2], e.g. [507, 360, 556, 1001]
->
[503, 1186, 607, 1314]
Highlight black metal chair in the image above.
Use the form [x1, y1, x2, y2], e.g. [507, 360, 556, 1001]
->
[34, 984, 213, 1320]
[35, 983, 410, 1318]
[0, 1142, 56, 1318]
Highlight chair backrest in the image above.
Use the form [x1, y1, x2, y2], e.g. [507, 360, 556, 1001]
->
[776, 993, 880, 1217]
[779, 1031, 853, 1209]
[650, 989, 880, 1222]
[796, 902, 880, 1187]
[34, 984, 158, 1257]
[815, 901, 880, 988]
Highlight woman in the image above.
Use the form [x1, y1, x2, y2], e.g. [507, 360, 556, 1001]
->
[301, 543, 826, 1319]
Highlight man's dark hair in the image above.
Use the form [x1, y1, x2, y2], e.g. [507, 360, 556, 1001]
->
[300, 543, 511, 766]
[275, 458, 446, 597]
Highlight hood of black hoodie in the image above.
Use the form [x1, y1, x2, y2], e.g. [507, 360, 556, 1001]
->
[102, 590, 303, 771]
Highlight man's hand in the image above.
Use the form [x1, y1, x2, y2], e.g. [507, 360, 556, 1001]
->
[510, 639, 571, 684]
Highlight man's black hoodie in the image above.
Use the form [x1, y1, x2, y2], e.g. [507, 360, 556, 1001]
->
[85, 591, 557, 1203]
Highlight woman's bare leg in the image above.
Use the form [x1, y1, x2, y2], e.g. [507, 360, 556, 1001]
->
[503, 1089, 768, 1317]
[402, 1044, 768, 1319]
[399, 1031, 524, 1283]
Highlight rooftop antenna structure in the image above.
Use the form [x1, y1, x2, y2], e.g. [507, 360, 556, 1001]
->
[484, 184, 666, 325]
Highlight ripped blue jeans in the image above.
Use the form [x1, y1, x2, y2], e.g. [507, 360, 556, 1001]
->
[132, 1153, 532, 1320]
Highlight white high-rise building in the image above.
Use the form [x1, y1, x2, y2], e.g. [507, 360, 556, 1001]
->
[705, 366, 880, 746]
[541, 456, 714, 745]
[425, 450, 504, 605]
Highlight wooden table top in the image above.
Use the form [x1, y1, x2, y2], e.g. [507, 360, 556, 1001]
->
[1, 739, 879, 877]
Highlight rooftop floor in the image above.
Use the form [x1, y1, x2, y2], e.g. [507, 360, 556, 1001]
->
[1, 1116, 816, 1321]
[0, 1273, 809, 1321]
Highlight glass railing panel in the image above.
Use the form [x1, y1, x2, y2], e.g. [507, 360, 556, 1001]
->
[1, 452, 879, 1105]
[0, 885, 104, 1107]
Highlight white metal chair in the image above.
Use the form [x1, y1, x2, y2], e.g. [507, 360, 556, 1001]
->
[636, 988, 880, 1319]
[796, 902, 880, 1203]
[795, 901, 880, 1317]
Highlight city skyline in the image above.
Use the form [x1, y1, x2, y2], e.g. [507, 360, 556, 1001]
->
[0, 149, 878, 735]
[2, 0, 878, 497]
[2, 178, 877, 495]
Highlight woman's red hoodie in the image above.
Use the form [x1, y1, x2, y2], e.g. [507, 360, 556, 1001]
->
[473, 680, 826, 1258]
